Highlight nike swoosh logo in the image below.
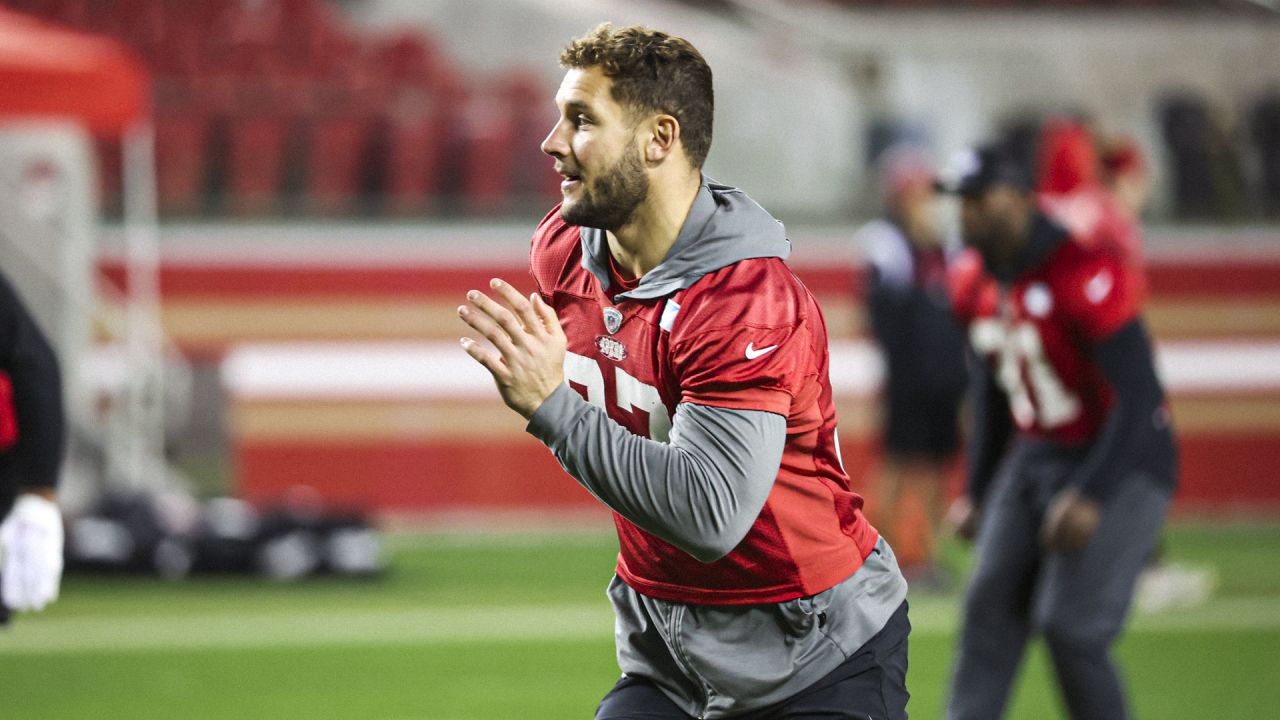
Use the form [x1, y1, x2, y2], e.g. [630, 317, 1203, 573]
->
[745, 342, 779, 360]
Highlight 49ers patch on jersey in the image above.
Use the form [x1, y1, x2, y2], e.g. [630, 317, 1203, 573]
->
[596, 335, 627, 362]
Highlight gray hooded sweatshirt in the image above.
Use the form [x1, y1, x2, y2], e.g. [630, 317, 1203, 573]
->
[527, 179, 907, 718]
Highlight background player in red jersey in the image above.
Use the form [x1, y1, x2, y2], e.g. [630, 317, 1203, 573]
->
[940, 145, 1177, 719]
[458, 23, 908, 720]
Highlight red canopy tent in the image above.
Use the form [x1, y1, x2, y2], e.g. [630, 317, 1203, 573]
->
[0, 7, 150, 135]
[0, 7, 165, 492]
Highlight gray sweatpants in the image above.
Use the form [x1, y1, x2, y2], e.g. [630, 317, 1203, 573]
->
[946, 440, 1171, 720]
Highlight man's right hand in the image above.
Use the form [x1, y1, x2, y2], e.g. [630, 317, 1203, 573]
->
[458, 278, 567, 419]
[947, 495, 982, 543]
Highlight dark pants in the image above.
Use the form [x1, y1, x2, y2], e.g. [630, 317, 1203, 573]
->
[596, 600, 910, 720]
[946, 442, 1171, 720]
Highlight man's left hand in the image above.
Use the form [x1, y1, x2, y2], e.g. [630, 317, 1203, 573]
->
[0, 492, 64, 612]
[1041, 487, 1101, 554]
[458, 278, 567, 419]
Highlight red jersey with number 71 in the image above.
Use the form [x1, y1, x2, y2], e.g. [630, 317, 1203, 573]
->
[528, 207, 879, 605]
[948, 236, 1142, 445]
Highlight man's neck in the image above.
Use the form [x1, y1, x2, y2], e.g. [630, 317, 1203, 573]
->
[607, 170, 702, 280]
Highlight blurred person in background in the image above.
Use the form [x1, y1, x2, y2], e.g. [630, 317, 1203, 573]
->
[942, 145, 1177, 720]
[459, 23, 909, 720]
[856, 145, 967, 587]
[0, 271, 65, 622]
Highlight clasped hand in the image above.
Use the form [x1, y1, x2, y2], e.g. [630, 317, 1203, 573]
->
[458, 278, 567, 419]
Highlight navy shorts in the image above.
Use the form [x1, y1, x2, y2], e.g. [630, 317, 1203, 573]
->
[595, 600, 910, 720]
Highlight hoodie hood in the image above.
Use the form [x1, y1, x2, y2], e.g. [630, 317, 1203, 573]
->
[580, 178, 791, 303]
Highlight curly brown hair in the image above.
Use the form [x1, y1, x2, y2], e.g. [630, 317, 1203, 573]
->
[560, 23, 714, 169]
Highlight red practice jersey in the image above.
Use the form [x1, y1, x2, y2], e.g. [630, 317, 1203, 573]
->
[529, 208, 879, 605]
[949, 234, 1142, 445]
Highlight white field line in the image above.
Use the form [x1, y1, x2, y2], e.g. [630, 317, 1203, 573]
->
[1, 596, 1277, 655]
[905, 595, 1280, 635]
[0, 604, 615, 655]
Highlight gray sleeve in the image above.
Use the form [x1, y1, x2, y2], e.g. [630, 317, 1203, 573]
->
[526, 384, 786, 563]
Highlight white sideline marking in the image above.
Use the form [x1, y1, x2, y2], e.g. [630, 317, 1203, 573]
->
[2, 596, 1278, 655]
[0, 605, 615, 655]
[218, 340, 1280, 400]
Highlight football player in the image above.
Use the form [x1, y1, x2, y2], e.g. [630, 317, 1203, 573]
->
[459, 23, 909, 720]
[941, 145, 1177, 720]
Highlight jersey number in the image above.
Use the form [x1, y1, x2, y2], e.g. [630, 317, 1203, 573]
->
[564, 351, 672, 442]
[970, 319, 1081, 429]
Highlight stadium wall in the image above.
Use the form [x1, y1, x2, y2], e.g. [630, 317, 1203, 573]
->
[98, 223, 1280, 517]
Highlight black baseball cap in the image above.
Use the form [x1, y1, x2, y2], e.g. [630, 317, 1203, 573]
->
[934, 144, 1033, 197]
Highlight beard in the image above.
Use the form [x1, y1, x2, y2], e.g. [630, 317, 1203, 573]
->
[560, 148, 649, 231]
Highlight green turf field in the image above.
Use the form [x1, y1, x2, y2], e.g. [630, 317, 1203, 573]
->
[3, 522, 1278, 719]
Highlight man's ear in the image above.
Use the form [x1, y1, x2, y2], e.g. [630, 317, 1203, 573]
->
[645, 114, 680, 164]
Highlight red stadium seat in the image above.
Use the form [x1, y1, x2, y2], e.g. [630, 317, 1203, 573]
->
[375, 30, 443, 87]
[225, 112, 292, 215]
[459, 87, 518, 215]
[223, 71, 303, 215]
[303, 91, 377, 213]
[499, 69, 561, 207]
[107, 0, 168, 65]
[94, 136, 123, 217]
[384, 71, 466, 215]
[368, 30, 452, 215]
[380, 94, 442, 215]
[155, 110, 212, 215]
